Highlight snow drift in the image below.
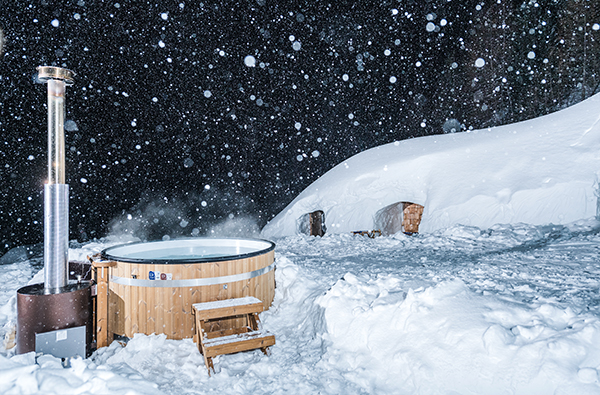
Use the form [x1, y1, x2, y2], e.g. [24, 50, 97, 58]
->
[262, 93, 600, 237]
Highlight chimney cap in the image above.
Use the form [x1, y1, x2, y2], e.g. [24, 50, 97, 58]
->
[37, 66, 75, 85]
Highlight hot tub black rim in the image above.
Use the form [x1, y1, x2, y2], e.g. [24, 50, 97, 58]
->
[100, 237, 276, 265]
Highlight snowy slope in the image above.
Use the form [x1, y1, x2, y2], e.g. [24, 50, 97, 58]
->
[263, 93, 600, 237]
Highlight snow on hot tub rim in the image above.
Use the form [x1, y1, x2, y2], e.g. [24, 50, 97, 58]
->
[100, 237, 276, 264]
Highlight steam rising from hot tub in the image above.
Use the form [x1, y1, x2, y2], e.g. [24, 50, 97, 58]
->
[107, 192, 261, 241]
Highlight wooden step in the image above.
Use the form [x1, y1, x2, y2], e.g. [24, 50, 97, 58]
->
[193, 296, 264, 321]
[192, 296, 275, 375]
[203, 330, 276, 358]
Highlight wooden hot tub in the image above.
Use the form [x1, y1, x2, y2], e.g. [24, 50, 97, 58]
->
[97, 238, 275, 340]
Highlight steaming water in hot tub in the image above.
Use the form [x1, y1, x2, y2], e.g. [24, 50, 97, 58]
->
[96, 238, 276, 340]
[102, 238, 275, 262]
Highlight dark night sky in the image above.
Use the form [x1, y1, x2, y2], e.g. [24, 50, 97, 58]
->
[0, 1, 598, 254]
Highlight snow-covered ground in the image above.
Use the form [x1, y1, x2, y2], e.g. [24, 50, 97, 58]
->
[2, 222, 600, 394]
[2, 94, 600, 394]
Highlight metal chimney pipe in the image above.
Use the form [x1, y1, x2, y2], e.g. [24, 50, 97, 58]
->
[37, 66, 75, 293]
[16, 66, 92, 358]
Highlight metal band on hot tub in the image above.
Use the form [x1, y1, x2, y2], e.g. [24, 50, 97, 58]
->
[109, 262, 275, 288]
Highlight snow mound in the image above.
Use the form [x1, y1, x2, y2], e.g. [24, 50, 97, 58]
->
[0, 351, 162, 395]
[317, 277, 600, 394]
[263, 93, 600, 237]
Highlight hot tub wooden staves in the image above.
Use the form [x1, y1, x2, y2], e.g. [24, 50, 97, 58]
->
[90, 238, 276, 345]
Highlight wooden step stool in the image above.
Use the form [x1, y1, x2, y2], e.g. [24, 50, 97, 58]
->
[192, 296, 276, 375]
